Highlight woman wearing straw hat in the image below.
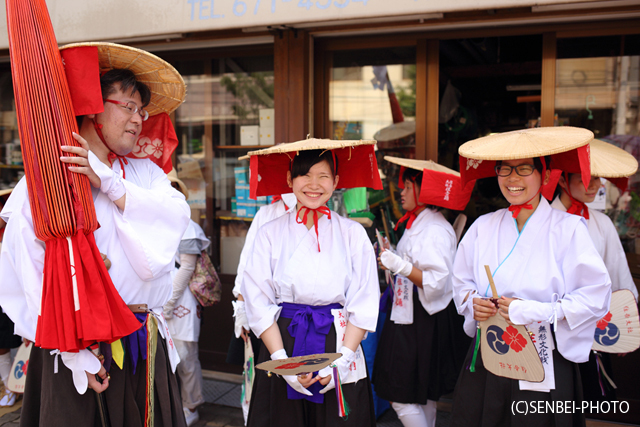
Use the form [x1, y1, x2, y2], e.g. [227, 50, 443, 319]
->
[550, 139, 639, 404]
[240, 139, 382, 426]
[552, 139, 638, 300]
[372, 157, 473, 427]
[451, 127, 612, 426]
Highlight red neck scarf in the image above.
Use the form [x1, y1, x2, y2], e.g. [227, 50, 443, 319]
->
[394, 179, 423, 231]
[296, 206, 332, 251]
[560, 178, 590, 219]
[92, 118, 128, 179]
[508, 189, 540, 219]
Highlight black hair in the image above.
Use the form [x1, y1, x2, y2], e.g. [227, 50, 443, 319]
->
[401, 168, 423, 189]
[290, 150, 337, 179]
[100, 69, 151, 107]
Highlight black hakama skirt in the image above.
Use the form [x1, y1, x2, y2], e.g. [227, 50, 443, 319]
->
[20, 331, 186, 427]
[0, 311, 22, 349]
[372, 293, 469, 404]
[450, 339, 586, 427]
[247, 316, 376, 427]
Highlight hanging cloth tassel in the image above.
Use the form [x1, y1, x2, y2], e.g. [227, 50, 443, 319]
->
[333, 364, 350, 419]
[595, 351, 617, 396]
[469, 327, 481, 372]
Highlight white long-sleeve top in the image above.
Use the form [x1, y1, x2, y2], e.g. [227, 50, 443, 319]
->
[551, 197, 638, 299]
[396, 208, 457, 315]
[241, 209, 380, 338]
[0, 154, 190, 392]
[233, 193, 297, 298]
[452, 198, 611, 363]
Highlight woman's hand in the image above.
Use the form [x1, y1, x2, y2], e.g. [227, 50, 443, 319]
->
[473, 297, 497, 322]
[497, 296, 516, 325]
[297, 373, 321, 388]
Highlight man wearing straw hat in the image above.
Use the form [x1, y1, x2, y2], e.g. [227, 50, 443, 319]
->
[0, 43, 190, 426]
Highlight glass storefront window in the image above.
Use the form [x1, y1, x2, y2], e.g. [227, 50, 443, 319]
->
[167, 53, 274, 273]
[439, 35, 543, 221]
[328, 47, 416, 242]
[555, 35, 640, 255]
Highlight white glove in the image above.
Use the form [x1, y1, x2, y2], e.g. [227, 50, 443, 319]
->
[232, 300, 250, 338]
[380, 251, 413, 277]
[318, 346, 356, 394]
[270, 349, 313, 396]
[87, 151, 125, 202]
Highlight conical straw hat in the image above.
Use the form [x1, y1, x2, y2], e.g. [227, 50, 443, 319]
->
[384, 156, 460, 177]
[246, 137, 376, 157]
[590, 139, 638, 178]
[374, 121, 416, 142]
[60, 42, 186, 117]
[592, 289, 640, 354]
[246, 138, 382, 198]
[459, 127, 593, 160]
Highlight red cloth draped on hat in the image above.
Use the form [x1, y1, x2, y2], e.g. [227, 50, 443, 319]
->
[249, 144, 382, 198]
[7, 0, 141, 352]
[61, 46, 178, 174]
[419, 169, 475, 211]
[459, 144, 592, 201]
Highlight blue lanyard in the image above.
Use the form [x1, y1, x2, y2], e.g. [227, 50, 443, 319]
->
[483, 216, 532, 297]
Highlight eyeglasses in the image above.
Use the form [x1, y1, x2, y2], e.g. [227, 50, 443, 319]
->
[495, 164, 536, 177]
[105, 99, 149, 121]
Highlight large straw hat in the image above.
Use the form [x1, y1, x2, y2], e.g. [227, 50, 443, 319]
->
[459, 127, 593, 160]
[60, 42, 186, 117]
[591, 139, 638, 178]
[246, 138, 382, 198]
[168, 168, 189, 200]
[374, 121, 416, 142]
[0, 188, 13, 197]
[384, 156, 460, 177]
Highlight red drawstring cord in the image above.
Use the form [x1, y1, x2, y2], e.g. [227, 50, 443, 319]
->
[394, 178, 422, 230]
[92, 118, 128, 179]
[508, 189, 541, 218]
[561, 173, 590, 219]
[296, 206, 332, 251]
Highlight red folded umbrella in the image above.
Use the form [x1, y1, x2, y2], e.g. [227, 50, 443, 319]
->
[6, 0, 141, 352]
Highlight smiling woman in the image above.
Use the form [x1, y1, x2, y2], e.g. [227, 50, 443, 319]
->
[451, 127, 612, 427]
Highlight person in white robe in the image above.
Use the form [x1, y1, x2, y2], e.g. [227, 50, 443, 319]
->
[0, 68, 190, 427]
[373, 165, 465, 427]
[551, 140, 639, 404]
[229, 192, 296, 424]
[241, 149, 380, 427]
[231, 193, 297, 341]
[451, 153, 611, 427]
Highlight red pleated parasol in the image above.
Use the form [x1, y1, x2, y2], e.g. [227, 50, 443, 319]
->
[6, 0, 142, 352]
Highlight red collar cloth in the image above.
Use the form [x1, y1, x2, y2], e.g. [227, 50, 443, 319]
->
[394, 179, 423, 230]
[560, 176, 590, 219]
[296, 206, 332, 252]
[92, 118, 128, 179]
[508, 189, 541, 219]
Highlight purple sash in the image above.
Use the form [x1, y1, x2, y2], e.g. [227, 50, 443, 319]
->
[280, 302, 342, 403]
